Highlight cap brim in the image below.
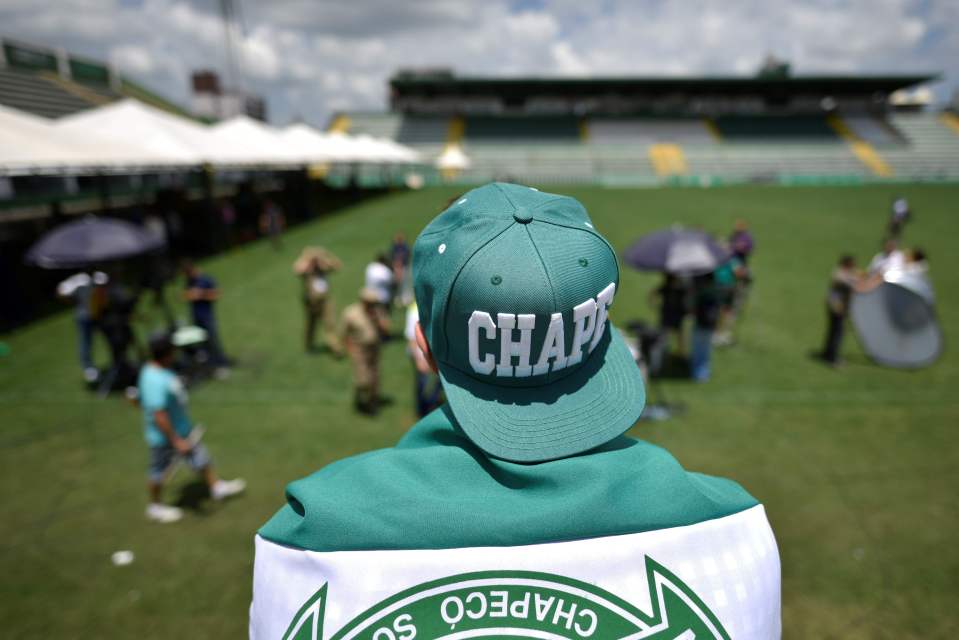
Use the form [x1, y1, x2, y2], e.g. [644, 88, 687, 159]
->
[437, 325, 646, 463]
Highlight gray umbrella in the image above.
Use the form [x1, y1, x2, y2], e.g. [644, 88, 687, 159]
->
[623, 228, 730, 275]
[25, 216, 164, 269]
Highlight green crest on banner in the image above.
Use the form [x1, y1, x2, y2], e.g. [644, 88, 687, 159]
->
[282, 556, 730, 640]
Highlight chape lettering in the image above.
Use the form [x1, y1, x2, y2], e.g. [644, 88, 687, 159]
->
[467, 282, 616, 378]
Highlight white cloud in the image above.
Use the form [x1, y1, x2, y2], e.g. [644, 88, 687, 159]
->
[0, 0, 955, 126]
[111, 44, 155, 75]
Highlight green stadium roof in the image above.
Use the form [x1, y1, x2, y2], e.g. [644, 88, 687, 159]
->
[390, 72, 939, 97]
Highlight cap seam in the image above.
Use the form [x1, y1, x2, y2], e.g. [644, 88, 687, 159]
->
[524, 224, 559, 316]
[493, 183, 520, 212]
[439, 222, 517, 359]
[537, 218, 622, 290]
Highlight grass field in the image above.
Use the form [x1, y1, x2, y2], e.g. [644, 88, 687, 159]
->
[1, 183, 957, 638]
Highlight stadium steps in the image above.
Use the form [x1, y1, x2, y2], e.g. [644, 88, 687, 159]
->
[327, 114, 351, 133]
[683, 143, 870, 180]
[882, 113, 959, 179]
[0, 67, 97, 118]
[456, 143, 656, 184]
[940, 113, 959, 137]
[39, 71, 114, 107]
[344, 112, 401, 139]
[827, 115, 893, 177]
[396, 115, 449, 146]
[446, 116, 465, 146]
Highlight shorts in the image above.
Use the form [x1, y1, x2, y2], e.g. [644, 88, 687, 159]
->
[148, 442, 211, 483]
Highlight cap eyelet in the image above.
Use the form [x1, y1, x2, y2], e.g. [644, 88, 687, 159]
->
[490, 275, 502, 285]
[579, 258, 589, 267]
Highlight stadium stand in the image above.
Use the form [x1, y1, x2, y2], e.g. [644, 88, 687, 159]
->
[335, 70, 954, 184]
[588, 118, 715, 145]
[842, 115, 904, 145]
[394, 115, 448, 145]
[322, 71, 958, 184]
[0, 67, 101, 118]
[342, 112, 401, 140]
[0, 39, 197, 120]
[462, 115, 580, 143]
[883, 113, 959, 179]
[713, 115, 839, 141]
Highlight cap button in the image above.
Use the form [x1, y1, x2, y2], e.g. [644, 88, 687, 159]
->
[513, 207, 533, 224]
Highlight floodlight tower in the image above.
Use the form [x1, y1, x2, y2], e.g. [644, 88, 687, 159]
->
[219, 0, 245, 92]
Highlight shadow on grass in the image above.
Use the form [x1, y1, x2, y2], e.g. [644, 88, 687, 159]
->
[174, 479, 212, 514]
[805, 349, 873, 370]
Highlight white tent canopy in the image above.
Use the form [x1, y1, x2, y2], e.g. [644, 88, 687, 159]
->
[55, 99, 213, 166]
[0, 98, 423, 173]
[209, 115, 304, 166]
[0, 103, 171, 174]
[277, 123, 338, 163]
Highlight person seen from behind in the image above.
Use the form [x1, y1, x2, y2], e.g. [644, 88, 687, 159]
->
[649, 273, 687, 355]
[867, 237, 905, 276]
[821, 254, 880, 367]
[57, 270, 108, 382]
[341, 288, 391, 415]
[888, 196, 911, 238]
[903, 247, 928, 276]
[182, 260, 231, 372]
[713, 255, 746, 347]
[294, 247, 343, 354]
[690, 271, 720, 381]
[139, 332, 245, 523]
[729, 218, 754, 265]
[391, 232, 413, 306]
[364, 252, 394, 308]
[250, 183, 781, 640]
[405, 301, 443, 417]
[259, 198, 286, 250]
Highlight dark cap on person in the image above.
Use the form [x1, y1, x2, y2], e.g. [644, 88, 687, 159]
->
[148, 331, 175, 361]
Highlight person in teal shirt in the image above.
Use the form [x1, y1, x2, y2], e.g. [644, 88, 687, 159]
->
[138, 333, 245, 523]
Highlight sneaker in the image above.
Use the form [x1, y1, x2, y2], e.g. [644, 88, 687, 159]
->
[211, 478, 246, 501]
[83, 367, 99, 383]
[146, 503, 183, 523]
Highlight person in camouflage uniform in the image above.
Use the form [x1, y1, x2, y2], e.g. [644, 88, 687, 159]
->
[340, 287, 390, 414]
[294, 247, 342, 354]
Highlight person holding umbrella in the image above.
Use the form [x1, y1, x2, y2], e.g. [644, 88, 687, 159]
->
[27, 216, 166, 385]
[625, 227, 730, 372]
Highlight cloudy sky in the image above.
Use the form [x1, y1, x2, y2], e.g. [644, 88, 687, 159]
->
[1, 0, 956, 126]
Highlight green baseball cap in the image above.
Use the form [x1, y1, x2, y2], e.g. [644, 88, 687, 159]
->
[413, 182, 645, 462]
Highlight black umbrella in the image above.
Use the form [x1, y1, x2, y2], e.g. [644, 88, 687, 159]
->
[25, 216, 164, 269]
[623, 228, 730, 275]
